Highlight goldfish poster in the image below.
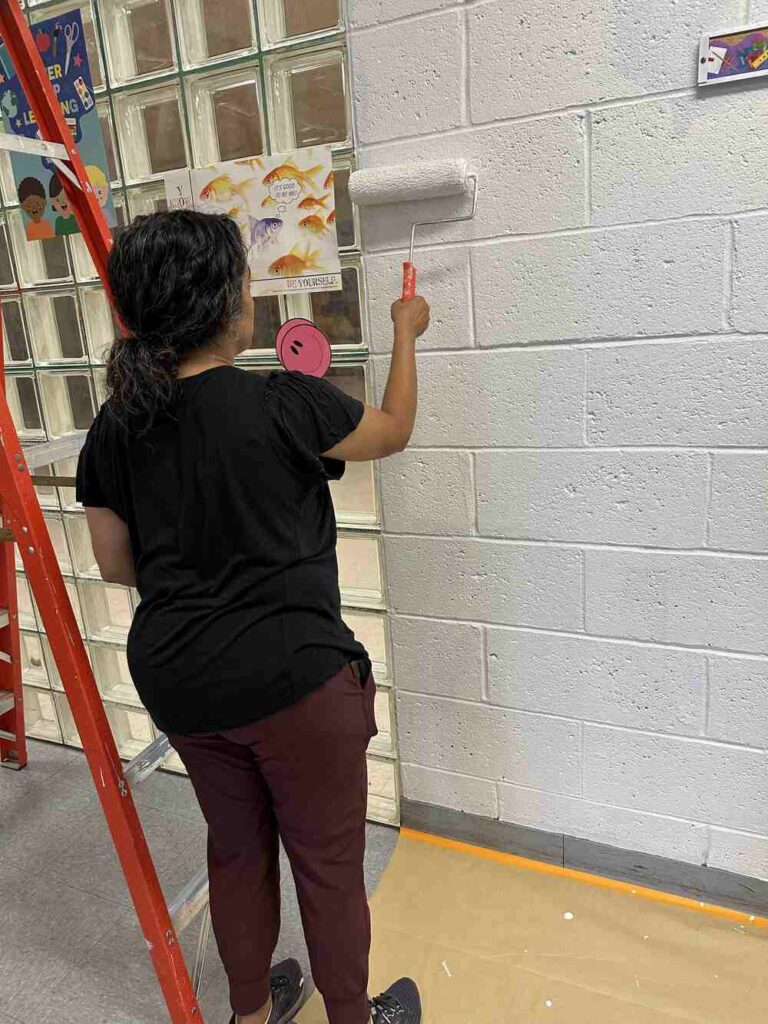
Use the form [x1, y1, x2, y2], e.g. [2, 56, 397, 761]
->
[164, 146, 342, 297]
[0, 9, 117, 242]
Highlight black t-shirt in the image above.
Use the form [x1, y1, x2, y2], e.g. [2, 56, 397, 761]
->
[75, 366, 368, 735]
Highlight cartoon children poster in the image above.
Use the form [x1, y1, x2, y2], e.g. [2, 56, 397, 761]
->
[0, 9, 116, 242]
[164, 146, 343, 298]
[700, 24, 768, 85]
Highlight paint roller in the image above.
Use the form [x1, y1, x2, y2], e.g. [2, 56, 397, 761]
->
[348, 159, 478, 301]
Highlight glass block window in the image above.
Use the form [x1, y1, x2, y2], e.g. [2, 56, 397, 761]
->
[7, 0, 397, 826]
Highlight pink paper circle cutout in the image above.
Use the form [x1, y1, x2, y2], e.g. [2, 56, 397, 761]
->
[275, 318, 332, 378]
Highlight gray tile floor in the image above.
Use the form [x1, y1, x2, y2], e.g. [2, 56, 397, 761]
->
[0, 740, 398, 1024]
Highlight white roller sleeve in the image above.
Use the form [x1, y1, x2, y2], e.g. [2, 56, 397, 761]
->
[348, 159, 470, 207]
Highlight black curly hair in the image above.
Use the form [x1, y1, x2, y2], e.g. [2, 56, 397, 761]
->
[105, 210, 248, 430]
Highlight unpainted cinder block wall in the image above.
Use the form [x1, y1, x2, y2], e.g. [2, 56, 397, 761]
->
[348, 0, 768, 876]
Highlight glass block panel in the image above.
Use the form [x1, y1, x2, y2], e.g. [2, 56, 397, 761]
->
[25, 292, 85, 365]
[35, 577, 85, 635]
[246, 295, 283, 352]
[258, 0, 340, 45]
[29, 1, 105, 90]
[310, 265, 363, 346]
[0, 150, 16, 208]
[91, 643, 140, 706]
[2, 298, 30, 365]
[114, 83, 188, 182]
[8, 210, 72, 287]
[93, 365, 107, 404]
[125, 182, 168, 219]
[326, 363, 366, 404]
[337, 532, 383, 607]
[38, 371, 96, 437]
[332, 163, 355, 249]
[177, 0, 257, 67]
[100, 0, 176, 85]
[25, 686, 63, 743]
[64, 513, 99, 578]
[330, 460, 376, 525]
[21, 631, 48, 688]
[32, 462, 61, 510]
[80, 286, 116, 362]
[78, 579, 133, 643]
[162, 746, 187, 775]
[186, 68, 265, 165]
[367, 755, 398, 825]
[44, 512, 73, 575]
[0, 220, 16, 289]
[105, 702, 153, 759]
[267, 47, 350, 151]
[369, 686, 394, 758]
[7, 374, 45, 439]
[343, 609, 387, 674]
[16, 574, 37, 630]
[97, 98, 121, 184]
[54, 456, 80, 510]
[53, 690, 83, 747]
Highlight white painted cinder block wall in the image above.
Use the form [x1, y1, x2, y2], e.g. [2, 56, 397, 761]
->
[347, 0, 768, 877]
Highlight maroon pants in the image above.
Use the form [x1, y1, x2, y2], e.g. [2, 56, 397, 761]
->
[168, 660, 377, 1024]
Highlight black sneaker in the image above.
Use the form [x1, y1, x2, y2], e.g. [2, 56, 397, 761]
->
[228, 958, 305, 1024]
[370, 978, 421, 1024]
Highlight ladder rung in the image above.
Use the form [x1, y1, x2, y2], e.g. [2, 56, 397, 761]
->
[0, 608, 8, 628]
[0, 692, 15, 716]
[168, 865, 209, 934]
[0, 728, 15, 742]
[124, 732, 173, 789]
[23, 432, 88, 470]
[0, 131, 68, 161]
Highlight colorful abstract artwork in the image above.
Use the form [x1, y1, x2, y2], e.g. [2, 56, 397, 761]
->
[699, 24, 768, 86]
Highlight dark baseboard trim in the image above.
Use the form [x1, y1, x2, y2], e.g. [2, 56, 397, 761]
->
[401, 799, 768, 918]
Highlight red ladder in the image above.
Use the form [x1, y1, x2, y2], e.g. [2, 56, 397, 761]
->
[0, 1, 207, 1019]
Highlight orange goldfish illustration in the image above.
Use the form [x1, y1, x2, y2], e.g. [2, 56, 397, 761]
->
[269, 243, 321, 278]
[298, 193, 331, 211]
[235, 156, 265, 170]
[324, 170, 335, 190]
[262, 162, 323, 191]
[299, 214, 328, 235]
[261, 196, 278, 208]
[199, 174, 255, 204]
[326, 210, 336, 226]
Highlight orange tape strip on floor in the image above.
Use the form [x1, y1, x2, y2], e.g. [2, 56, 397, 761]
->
[401, 827, 768, 930]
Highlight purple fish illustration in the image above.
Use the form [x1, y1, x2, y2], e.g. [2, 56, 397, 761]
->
[248, 216, 284, 249]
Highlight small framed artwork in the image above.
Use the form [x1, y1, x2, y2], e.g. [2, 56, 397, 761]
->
[699, 23, 768, 86]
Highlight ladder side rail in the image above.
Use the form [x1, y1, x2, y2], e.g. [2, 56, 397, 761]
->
[0, 0, 113, 292]
[0, 303, 25, 769]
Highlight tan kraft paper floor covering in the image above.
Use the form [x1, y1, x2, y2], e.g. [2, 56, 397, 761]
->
[296, 831, 768, 1024]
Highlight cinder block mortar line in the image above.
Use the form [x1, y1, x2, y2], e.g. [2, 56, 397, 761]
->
[468, 451, 479, 538]
[460, 7, 469, 127]
[702, 658, 712, 738]
[389, 612, 768, 664]
[393, 334, 753, 356]
[397, 688, 768, 756]
[385, 532, 768, 561]
[704, 453, 715, 548]
[358, 87, 696, 148]
[351, 0, 476, 34]
[582, 110, 592, 225]
[401, 757, 768, 842]
[396, 444, 768, 455]
[724, 220, 736, 330]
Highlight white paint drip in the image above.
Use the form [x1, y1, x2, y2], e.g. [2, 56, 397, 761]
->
[643, 935, 650, 941]
[749, 916, 756, 923]
[545, 1000, 553, 1008]
[442, 960, 452, 978]
[99, 767, 105, 788]
[563, 911, 574, 921]
[635, 978, 640, 990]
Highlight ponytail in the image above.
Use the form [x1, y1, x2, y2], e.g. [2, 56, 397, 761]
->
[104, 210, 248, 431]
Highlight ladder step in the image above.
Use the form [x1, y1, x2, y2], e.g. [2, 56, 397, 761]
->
[23, 432, 88, 470]
[168, 865, 209, 934]
[0, 608, 8, 628]
[0, 692, 14, 716]
[124, 732, 173, 789]
[0, 131, 68, 161]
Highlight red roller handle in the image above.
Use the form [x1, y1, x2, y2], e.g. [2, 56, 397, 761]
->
[402, 261, 416, 301]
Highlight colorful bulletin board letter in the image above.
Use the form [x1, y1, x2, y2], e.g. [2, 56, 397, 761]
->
[699, 23, 768, 86]
[0, 8, 117, 242]
[164, 146, 343, 298]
